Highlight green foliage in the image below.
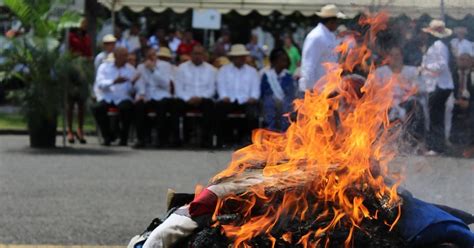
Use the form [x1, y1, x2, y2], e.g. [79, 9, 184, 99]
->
[1, 0, 92, 127]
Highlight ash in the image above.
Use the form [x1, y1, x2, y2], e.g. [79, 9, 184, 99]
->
[185, 189, 407, 248]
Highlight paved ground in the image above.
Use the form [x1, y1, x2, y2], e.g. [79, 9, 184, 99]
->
[0, 135, 472, 245]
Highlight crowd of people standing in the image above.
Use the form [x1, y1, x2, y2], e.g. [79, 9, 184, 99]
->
[66, 4, 474, 154]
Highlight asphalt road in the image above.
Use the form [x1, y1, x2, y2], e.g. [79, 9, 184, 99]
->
[0, 135, 472, 245]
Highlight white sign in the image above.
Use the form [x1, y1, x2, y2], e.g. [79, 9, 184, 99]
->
[192, 9, 221, 30]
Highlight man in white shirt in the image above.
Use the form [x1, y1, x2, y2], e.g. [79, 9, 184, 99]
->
[450, 27, 473, 58]
[124, 24, 141, 53]
[134, 48, 179, 148]
[114, 27, 130, 52]
[174, 45, 217, 147]
[94, 34, 116, 71]
[92, 47, 136, 146]
[420, 20, 455, 154]
[299, 4, 347, 92]
[451, 53, 474, 144]
[216, 44, 260, 145]
[375, 46, 427, 143]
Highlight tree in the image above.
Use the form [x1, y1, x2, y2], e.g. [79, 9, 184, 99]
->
[1, 0, 90, 147]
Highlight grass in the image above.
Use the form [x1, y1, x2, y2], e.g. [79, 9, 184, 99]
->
[0, 112, 25, 130]
[0, 112, 97, 132]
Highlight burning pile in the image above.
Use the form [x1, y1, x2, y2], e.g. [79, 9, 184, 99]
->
[133, 12, 473, 248]
[187, 12, 405, 248]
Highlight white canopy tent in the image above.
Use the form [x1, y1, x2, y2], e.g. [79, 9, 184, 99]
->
[97, 0, 474, 19]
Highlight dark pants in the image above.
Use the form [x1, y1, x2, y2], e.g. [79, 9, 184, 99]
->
[470, 102, 474, 144]
[175, 98, 215, 146]
[426, 88, 452, 152]
[401, 99, 426, 143]
[92, 100, 133, 144]
[215, 101, 259, 144]
[135, 98, 181, 145]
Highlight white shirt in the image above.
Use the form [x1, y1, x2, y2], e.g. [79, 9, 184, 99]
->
[168, 37, 181, 53]
[95, 62, 136, 104]
[174, 61, 217, 101]
[376, 65, 422, 120]
[217, 64, 261, 104]
[375, 65, 421, 104]
[135, 60, 173, 101]
[94, 51, 112, 71]
[299, 23, 339, 91]
[126, 35, 140, 52]
[115, 38, 130, 51]
[450, 38, 474, 57]
[421, 40, 454, 92]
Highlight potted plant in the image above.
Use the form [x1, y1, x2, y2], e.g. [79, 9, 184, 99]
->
[1, 0, 84, 148]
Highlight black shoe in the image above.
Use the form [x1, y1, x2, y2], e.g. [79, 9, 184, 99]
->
[75, 133, 87, 144]
[67, 133, 75, 144]
[200, 140, 213, 149]
[102, 139, 111, 146]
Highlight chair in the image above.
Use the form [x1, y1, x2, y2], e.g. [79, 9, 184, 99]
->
[179, 110, 204, 145]
[107, 106, 120, 140]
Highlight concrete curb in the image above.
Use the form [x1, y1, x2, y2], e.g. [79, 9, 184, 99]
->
[0, 130, 97, 135]
[0, 245, 126, 248]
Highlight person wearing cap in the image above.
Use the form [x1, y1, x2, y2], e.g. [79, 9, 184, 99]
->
[420, 19, 455, 154]
[174, 45, 217, 147]
[134, 48, 179, 148]
[450, 27, 473, 58]
[299, 4, 347, 92]
[92, 47, 137, 146]
[215, 44, 261, 145]
[93, 34, 117, 112]
[94, 34, 117, 70]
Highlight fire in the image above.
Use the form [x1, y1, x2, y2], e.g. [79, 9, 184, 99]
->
[211, 12, 405, 247]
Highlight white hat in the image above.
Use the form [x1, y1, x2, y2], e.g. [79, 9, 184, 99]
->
[316, 4, 347, 19]
[227, 44, 250, 56]
[422, 20, 452, 38]
[102, 34, 117, 43]
[157, 47, 172, 58]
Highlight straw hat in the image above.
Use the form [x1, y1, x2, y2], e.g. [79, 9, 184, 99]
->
[316, 4, 347, 19]
[422, 20, 452, 38]
[227, 44, 250, 56]
[215, 56, 231, 67]
[157, 47, 172, 58]
[102, 34, 117, 43]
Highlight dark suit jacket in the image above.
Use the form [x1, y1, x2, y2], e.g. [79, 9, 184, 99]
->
[452, 67, 473, 102]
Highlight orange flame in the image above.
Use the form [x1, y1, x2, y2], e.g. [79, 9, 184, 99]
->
[211, 12, 405, 247]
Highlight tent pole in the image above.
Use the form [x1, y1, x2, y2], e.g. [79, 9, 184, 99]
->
[440, 0, 445, 21]
[111, 0, 116, 30]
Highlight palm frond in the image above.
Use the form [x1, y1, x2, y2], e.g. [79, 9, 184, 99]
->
[4, 0, 34, 25]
